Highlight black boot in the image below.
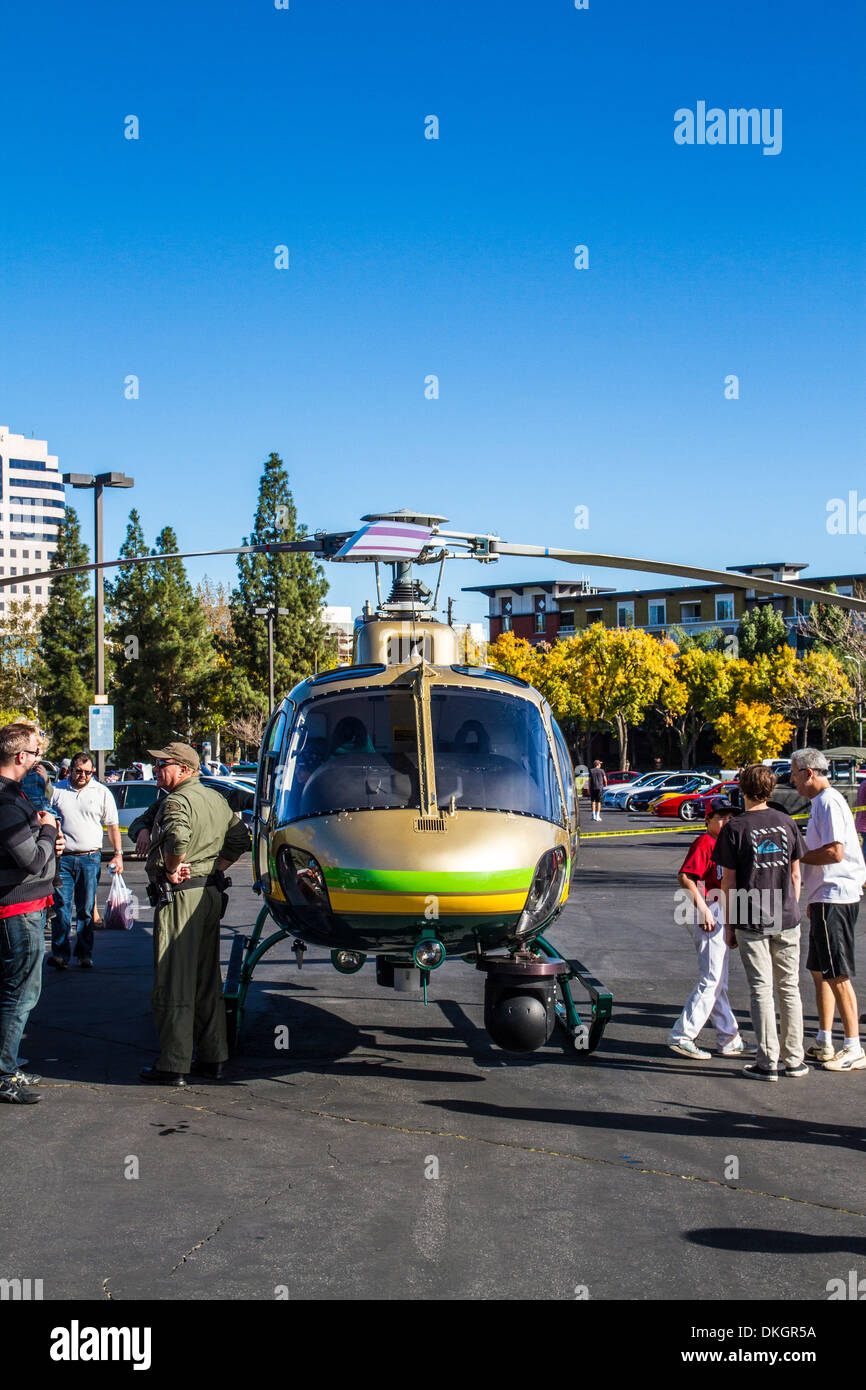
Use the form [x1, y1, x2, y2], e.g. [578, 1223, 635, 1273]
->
[139, 1066, 187, 1086]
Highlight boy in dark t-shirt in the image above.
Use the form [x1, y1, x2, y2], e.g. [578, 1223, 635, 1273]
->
[713, 763, 807, 1080]
[668, 798, 752, 1060]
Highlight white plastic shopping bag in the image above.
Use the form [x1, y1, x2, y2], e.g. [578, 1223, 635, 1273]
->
[105, 871, 135, 930]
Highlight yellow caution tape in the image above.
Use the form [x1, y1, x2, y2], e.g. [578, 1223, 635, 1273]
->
[583, 811, 809, 839]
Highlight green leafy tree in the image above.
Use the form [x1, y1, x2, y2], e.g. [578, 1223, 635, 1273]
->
[34, 507, 93, 752]
[666, 624, 729, 654]
[736, 605, 788, 660]
[0, 602, 41, 723]
[229, 453, 335, 711]
[107, 514, 217, 763]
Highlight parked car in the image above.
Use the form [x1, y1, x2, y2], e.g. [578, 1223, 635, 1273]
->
[650, 779, 740, 821]
[231, 762, 258, 776]
[630, 772, 718, 814]
[580, 769, 640, 797]
[604, 772, 673, 811]
[108, 775, 255, 853]
[108, 763, 155, 782]
[770, 755, 861, 817]
[762, 758, 791, 775]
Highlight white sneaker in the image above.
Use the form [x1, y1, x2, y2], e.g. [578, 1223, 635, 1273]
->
[668, 1038, 712, 1060]
[823, 1044, 866, 1072]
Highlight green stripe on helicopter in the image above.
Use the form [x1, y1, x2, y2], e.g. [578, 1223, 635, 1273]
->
[322, 867, 534, 894]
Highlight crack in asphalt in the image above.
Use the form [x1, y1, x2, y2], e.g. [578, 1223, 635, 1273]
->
[144, 1091, 866, 1220]
[169, 1184, 295, 1275]
[170, 1219, 228, 1272]
[296, 1107, 866, 1219]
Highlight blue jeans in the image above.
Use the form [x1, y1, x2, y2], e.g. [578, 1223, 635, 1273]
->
[51, 853, 101, 961]
[0, 908, 45, 1077]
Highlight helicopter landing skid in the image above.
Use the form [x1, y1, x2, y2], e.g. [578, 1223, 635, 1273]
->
[534, 934, 613, 1056]
[223, 907, 292, 1052]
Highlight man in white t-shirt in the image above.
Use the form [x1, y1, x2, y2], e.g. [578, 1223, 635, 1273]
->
[790, 748, 866, 1072]
[48, 752, 122, 970]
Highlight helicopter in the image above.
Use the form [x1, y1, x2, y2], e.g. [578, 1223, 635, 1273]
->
[6, 509, 866, 1059]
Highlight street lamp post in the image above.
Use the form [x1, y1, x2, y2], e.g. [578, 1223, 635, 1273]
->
[254, 606, 290, 714]
[63, 471, 135, 779]
[841, 654, 863, 748]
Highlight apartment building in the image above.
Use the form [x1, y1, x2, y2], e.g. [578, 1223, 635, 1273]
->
[466, 562, 864, 647]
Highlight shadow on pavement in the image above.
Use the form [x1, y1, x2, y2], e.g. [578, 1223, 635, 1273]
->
[422, 1096, 866, 1155]
[685, 1227, 866, 1257]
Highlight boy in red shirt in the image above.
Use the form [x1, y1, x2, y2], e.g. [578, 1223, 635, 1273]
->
[667, 798, 753, 1060]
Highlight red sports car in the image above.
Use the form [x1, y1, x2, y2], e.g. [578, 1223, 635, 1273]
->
[650, 780, 739, 821]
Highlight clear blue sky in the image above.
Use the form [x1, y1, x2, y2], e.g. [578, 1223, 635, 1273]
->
[1, 0, 864, 627]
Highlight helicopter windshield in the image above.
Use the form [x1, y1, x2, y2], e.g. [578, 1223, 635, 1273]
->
[277, 685, 561, 823]
[279, 690, 421, 818]
[431, 688, 561, 821]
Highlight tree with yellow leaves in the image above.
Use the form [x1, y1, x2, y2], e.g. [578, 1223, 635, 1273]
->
[486, 632, 545, 688]
[569, 626, 677, 769]
[656, 647, 735, 768]
[714, 700, 793, 766]
[781, 649, 852, 747]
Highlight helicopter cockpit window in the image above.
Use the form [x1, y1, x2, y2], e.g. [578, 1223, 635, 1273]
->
[551, 719, 575, 822]
[279, 690, 421, 819]
[431, 689, 560, 822]
[257, 706, 290, 816]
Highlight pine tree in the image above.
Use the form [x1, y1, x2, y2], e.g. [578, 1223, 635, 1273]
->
[150, 525, 217, 737]
[35, 507, 94, 752]
[229, 453, 335, 707]
[106, 511, 158, 762]
[106, 514, 217, 763]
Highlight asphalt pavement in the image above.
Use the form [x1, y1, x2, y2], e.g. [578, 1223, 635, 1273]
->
[4, 819, 865, 1310]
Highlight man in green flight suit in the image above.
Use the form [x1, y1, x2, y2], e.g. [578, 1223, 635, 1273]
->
[136, 742, 250, 1087]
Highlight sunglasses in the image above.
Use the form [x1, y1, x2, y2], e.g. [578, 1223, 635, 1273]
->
[73, 767, 94, 778]
[155, 759, 180, 769]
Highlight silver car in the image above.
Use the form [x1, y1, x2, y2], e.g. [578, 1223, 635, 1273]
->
[604, 771, 673, 811]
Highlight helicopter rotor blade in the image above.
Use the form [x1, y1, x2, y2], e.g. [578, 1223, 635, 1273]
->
[0, 536, 353, 591]
[491, 543, 866, 613]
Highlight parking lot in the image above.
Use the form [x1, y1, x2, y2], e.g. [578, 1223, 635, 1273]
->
[4, 824, 864, 1328]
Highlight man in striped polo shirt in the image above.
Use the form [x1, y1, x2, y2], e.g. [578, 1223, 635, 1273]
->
[0, 722, 64, 1104]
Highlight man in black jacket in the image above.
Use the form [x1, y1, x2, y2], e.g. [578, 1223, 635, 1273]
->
[0, 723, 64, 1104]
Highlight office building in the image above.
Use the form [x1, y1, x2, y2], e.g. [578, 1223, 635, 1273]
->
[0, 426, 65, 615]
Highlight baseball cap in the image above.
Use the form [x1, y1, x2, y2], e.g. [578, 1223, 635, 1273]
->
[146, 742, 200, 771]
[707, 796, 734, 815]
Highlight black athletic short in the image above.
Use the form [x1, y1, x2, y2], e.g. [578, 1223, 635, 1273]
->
[806, 901, 859, 980]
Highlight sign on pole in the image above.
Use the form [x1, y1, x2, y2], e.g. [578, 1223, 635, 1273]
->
[88, 704, 115, 751]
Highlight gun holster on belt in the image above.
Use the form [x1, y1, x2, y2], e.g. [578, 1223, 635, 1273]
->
[146, 873, 173, 910]
[210, 870, 231, 920]
[148, 869, 232, 919]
